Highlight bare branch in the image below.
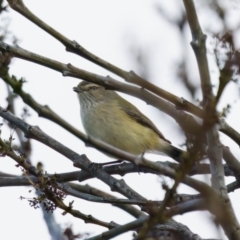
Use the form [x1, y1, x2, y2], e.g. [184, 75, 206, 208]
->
[182, 0, 240, 238]
[0, 106, 146, 201]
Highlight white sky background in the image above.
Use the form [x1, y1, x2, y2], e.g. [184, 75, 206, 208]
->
[0, 0, 240, 239]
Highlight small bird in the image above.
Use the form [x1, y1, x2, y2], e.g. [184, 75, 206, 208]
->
[73, 81, 188, 162]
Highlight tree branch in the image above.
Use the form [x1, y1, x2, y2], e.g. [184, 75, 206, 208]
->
[0, 106, 146, 201]
[182, 0, 240, 239]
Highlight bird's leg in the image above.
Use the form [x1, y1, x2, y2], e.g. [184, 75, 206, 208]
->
[99, 159, 125, 166]
[135, 151, 146, 174]
[89, 159, 125, 169]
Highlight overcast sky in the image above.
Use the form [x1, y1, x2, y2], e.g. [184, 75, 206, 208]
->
[1, 0, 240, 239]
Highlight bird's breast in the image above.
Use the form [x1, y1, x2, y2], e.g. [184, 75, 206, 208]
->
[80, 104, 161, 155]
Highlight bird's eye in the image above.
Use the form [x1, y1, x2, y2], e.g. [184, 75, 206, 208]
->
[90, 86, 98, 90]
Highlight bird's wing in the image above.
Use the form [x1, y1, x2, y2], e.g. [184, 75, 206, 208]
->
[119, 98, 171, 144]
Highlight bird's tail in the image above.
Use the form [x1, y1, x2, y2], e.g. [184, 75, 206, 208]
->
[165, 144, 190, 163]
[157, 140, 189, 163]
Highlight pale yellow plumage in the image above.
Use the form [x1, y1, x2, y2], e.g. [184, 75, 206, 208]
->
[74, 81, 188, 162]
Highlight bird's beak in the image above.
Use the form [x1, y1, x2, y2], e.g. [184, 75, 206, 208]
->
[73, 86, 81, 93]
